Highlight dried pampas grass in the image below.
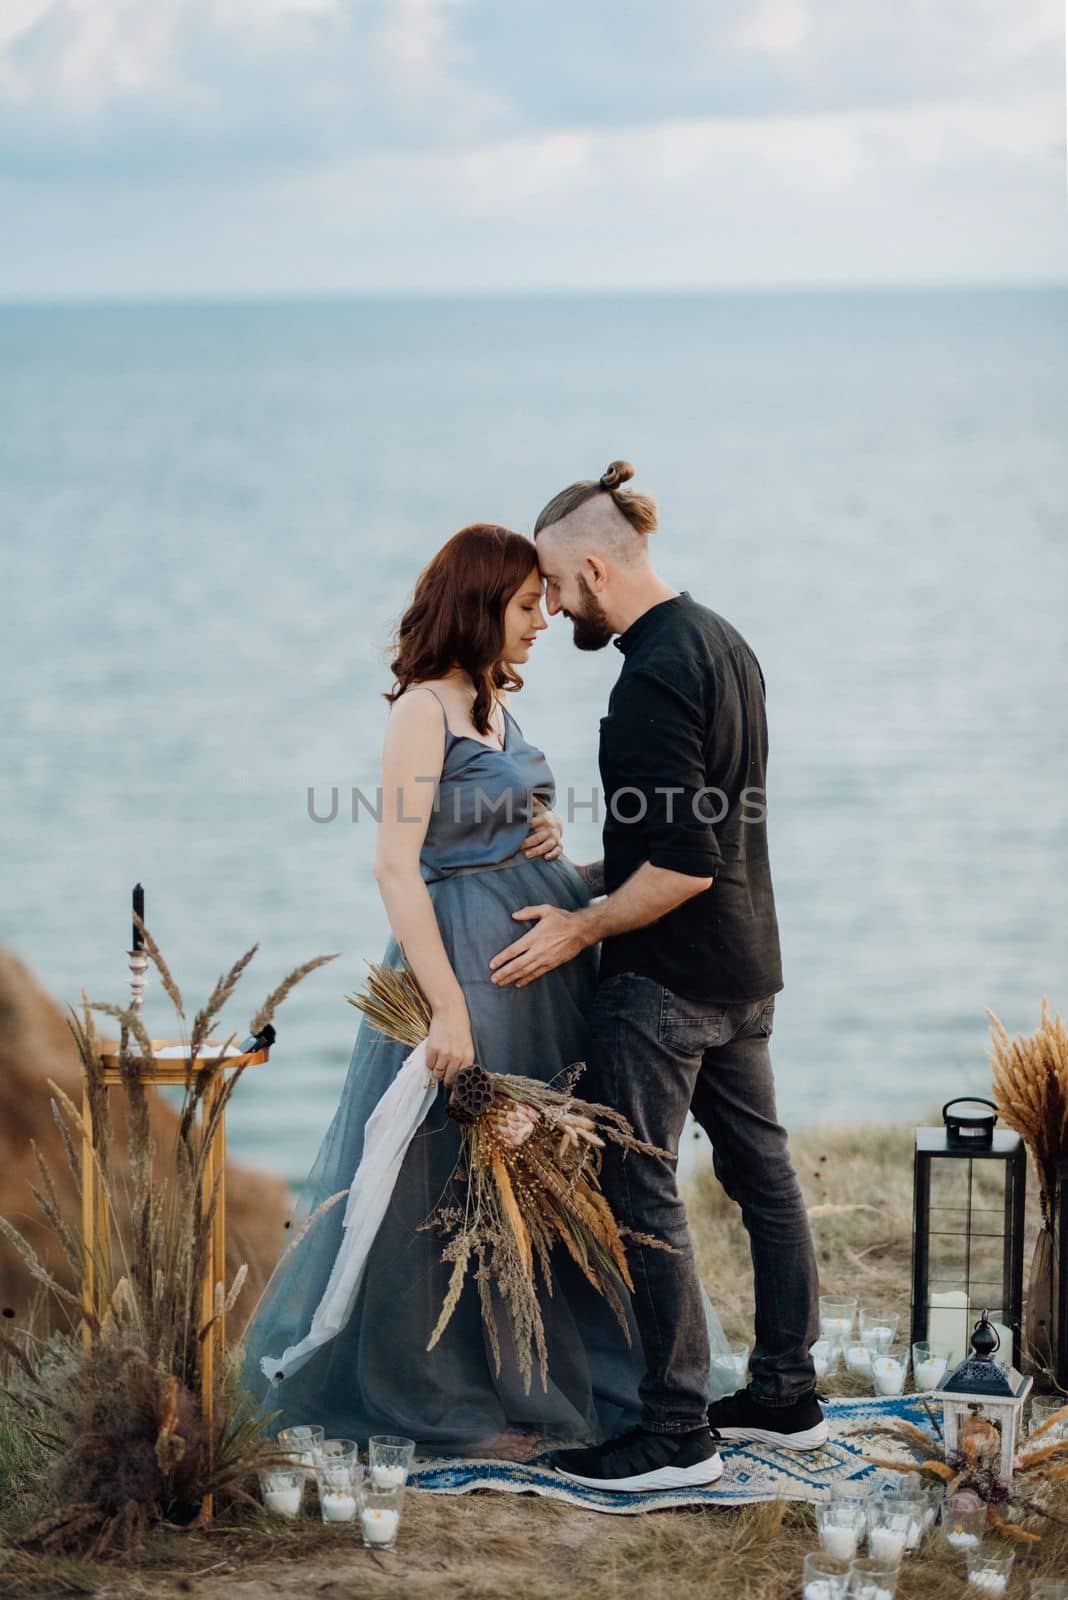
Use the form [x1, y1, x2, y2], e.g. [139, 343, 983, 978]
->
[988, 996, 1068, 1221]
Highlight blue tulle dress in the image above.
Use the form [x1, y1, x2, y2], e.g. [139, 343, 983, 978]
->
[238, 693, 725, 1458]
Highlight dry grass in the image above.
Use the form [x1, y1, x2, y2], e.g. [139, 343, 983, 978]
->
[689, 1118, 919, 1356]
[1, 1115, 1065, 1598]
[1, 1472, 1067, 1600]
[0, 937, 341, 1556]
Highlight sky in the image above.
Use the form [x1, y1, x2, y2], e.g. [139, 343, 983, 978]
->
[0, 0, 1066, 299]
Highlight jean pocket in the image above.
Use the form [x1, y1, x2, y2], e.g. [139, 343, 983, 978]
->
[751, 995, 776, 1038]
[657, 988, 728, 1050]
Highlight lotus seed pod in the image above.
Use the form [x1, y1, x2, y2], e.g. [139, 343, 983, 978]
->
[447, 1063, 495, 1124]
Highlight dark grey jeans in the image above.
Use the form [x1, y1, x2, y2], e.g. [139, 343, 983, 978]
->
[588, 972, 820, 1434]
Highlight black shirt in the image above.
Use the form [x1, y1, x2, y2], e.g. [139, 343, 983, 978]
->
[596, 591, 783, 1003]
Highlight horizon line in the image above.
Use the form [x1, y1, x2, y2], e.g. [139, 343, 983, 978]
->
[1, 278, 1067, 311]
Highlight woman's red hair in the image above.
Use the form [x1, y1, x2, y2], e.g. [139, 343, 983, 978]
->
[386, 524, 539, 735]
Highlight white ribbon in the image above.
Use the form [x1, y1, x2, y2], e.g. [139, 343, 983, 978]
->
[260, 1039, 438, 1385]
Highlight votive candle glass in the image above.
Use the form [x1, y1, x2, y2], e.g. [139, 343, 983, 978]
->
[820, 1297, 857, 1341]
[860, 1310, 900, 1353]
[966, 1547, 1015, 1595]
[278, 1424, 324, 1474]
[368, 1434, 416, 1490]
[871, 1346, 908, 1397]
[942, 1494, 987, 1551]
[360, 1484, 404, 1549]
[846, 1556, 900, 1600]
[802, 1551, 850, 1600]
[911, 1342, 950, 1392]
[816, 1502, 863, 1562]
[259, 1466, 304, 1519]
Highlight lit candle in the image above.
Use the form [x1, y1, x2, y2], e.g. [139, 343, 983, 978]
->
[869, 1526, 907, 1563]
[132, 883, 144, 951]
[361, 1506, 400, 1545]
[821, 1316, 853, 1337]
[820, 1524, 858, 1561]
[945, 1528, 981, 1551]
[845, 1342, 872, 1375]
[320, 1491, 356, 1522]
[371, 1464, 407, 1490]
[872, 1356, 906, 1395]
[804, 1584, 834, 1600]
[967, 1574, 1007, 1595]
[861, 1324, 895, 1349]
[264, 1484, 302, 1516]
[914, 1356, 947, 1391]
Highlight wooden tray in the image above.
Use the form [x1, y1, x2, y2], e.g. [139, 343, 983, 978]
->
[96, 1037, 270, 1086]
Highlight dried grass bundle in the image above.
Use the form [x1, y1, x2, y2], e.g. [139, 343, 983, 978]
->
[988, 996, 1068, 1221]
[987, 996, 1068, 1374]
[867, 1405, 1068, 1544]
[348, 959, 674, 1394]
[0, 933, 339, 1553]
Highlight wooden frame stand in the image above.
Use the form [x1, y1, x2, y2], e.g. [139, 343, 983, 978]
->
[80, 1037, 270, 1520]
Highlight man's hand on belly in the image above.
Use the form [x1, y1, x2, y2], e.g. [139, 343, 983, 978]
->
[489, 904, 597, 988]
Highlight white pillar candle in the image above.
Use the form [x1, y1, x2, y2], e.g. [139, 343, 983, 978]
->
[371, 1464, 407, 1490]
[945, 1529, 981, 1551]
[914, 1357, 947, 1391]
[990, 1322, 1013, 1366]
[320, 1491, 356, 1522]
[361, 1507, 400, 1545]
[821, 1317, 853, 1337]
[927, 1290, 968, 1364]
[264, 1485, 302, 1517]
[869, 1526, 907, 1563]
[804, 1584, 833, 1600]
[872, 1356, 906, 1395]
[905, 1518, 923, 1551]
[820, 1524, 858, 1560]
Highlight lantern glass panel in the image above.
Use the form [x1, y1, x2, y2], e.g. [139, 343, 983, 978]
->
[912, 1128, 1026, 1368]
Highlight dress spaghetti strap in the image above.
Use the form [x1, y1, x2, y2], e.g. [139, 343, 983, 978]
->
[401, 684, 452, 738]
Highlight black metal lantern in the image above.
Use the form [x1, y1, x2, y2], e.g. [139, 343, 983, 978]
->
[911, 1100, 1027, 1369]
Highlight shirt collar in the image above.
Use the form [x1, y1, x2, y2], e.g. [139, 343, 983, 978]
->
[613, 591, 690, 655]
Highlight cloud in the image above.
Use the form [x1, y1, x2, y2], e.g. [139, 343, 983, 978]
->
[733, 0, 810, 55]
[0, 0, 1062, 179]
[0, 1, 1063, 294]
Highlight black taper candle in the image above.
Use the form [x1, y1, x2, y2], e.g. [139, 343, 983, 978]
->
[132, 883, 145, 951]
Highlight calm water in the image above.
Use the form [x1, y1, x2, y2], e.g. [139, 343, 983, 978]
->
[2, 289, 1066, 1188]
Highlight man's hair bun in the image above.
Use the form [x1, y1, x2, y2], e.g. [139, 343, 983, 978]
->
[599, 460, 635, 491]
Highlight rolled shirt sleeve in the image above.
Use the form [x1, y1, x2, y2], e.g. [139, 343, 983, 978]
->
[599, 667, 723, 879]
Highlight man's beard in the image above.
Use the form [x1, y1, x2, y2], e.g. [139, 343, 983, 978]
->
[566, 574, 614, 651]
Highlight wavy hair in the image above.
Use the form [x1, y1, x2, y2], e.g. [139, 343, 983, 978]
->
[385, 524, 538, 735]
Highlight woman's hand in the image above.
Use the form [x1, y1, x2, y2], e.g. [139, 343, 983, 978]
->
[426, 999, 476, 1087]
[522, 797, 564, 862]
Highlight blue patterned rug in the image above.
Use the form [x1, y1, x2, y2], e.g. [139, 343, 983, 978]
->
[408, 1396, 938, 1516]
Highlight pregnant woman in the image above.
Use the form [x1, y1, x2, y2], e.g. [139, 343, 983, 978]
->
[240, 522, 691, 1461]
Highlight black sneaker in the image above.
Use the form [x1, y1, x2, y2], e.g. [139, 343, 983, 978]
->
[706, 1387, 828, 1451]
[551, 1424, 723, 1492]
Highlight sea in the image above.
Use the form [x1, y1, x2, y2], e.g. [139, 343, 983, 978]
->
[2, 287, 1066, 1190]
